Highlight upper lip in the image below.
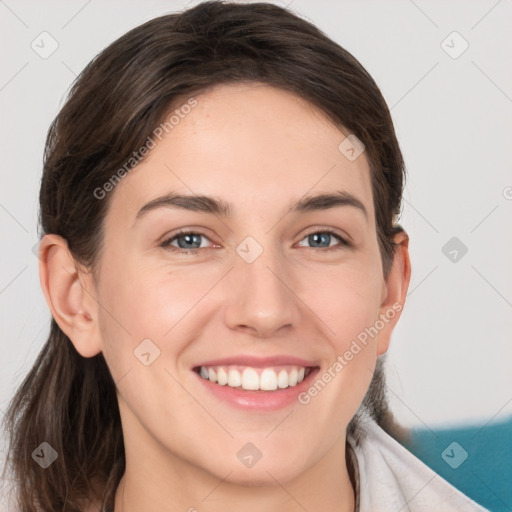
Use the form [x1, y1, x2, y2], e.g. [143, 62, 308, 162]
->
[193, 355, 320, 369]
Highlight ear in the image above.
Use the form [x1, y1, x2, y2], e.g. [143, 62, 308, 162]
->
[38, 234, 102, 358]
[376, 229, 411, 356]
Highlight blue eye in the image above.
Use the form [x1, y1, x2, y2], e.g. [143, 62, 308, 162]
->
[297, 230, 350, 251]
[160, 231, 208, 255]
[160, 229, 350, 256]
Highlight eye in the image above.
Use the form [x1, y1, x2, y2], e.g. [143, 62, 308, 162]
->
[160, 230, 213, 255]
[296, 229, 350, 251]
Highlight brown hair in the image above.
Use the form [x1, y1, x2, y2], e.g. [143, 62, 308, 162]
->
[2, 1, 406, 510]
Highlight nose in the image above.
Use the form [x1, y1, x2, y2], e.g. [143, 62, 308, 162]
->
[223, 242, 301, 339]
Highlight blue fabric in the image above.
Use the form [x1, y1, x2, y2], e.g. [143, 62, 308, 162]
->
[400, 416, 512, 512]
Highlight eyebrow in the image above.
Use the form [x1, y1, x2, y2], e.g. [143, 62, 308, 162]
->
[132, 190, 368, 226]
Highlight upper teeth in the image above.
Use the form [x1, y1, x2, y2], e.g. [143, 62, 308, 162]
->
[198, 365, 307, 391]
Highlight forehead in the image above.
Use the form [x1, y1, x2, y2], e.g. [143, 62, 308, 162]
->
[106, 83, 374, 228]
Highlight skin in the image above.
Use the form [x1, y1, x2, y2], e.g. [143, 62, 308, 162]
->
[39, 82, 411, 512]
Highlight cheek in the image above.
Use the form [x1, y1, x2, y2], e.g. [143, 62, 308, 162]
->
[96, 258, 216, 368]
[298, 257, 384, 342]
[294, 258, 383, 405]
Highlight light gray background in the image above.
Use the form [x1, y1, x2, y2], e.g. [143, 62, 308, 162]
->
[1, 0, 511, 501]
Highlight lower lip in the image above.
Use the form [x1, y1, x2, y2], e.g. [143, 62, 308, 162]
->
[193, 367, 320, 411]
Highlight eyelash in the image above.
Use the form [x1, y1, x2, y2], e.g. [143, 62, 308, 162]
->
[159, 228, 351, 256]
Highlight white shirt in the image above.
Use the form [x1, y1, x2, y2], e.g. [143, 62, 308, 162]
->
[346, 417, 490, 511]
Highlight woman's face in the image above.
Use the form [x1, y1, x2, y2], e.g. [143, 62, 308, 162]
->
[89, 83, 407, 485]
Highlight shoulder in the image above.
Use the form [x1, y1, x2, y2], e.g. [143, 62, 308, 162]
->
[347, 417, 490, 512]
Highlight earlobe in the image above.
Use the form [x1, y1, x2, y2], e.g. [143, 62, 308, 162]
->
[376, 230, 412, 355]
[38, 234, 102, 358]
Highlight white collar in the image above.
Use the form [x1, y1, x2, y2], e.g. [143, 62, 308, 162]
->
[346, 417, 489, 511]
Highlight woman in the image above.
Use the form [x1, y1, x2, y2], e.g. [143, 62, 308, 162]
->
[2, 1, 489, 511]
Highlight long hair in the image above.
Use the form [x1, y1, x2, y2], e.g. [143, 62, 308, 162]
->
[2, 1, 407, 510]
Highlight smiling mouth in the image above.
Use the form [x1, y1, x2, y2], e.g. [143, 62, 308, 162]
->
[193, 365, 317, 391]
